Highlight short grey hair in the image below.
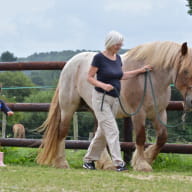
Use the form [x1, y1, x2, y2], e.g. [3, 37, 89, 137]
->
[105, 30, 124, 49]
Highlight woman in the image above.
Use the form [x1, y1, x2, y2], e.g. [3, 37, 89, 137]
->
[83, 31, 152, 171]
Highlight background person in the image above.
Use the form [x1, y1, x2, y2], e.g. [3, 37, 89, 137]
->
[0, 100, 14, 116]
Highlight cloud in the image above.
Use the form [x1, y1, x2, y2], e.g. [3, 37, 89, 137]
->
[0, 0, 191, 57]
[0, 0, 55, 36]
[104, 0, 153, 14]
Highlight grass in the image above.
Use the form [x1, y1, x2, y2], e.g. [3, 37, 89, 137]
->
[0, 147, 192, 192]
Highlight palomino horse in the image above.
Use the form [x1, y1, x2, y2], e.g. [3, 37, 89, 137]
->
[13, 124, 25, 138]
[37, 41, 192, 171]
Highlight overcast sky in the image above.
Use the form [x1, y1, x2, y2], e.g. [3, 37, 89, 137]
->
[0, 0, 191, 57]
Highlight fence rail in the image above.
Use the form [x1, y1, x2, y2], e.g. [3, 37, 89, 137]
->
[0, 61, 66, 70]
[6, 101, 184, 112]
[0, 138, 192, 154]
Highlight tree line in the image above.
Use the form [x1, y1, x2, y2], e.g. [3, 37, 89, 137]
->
[187, 0, 192, 15]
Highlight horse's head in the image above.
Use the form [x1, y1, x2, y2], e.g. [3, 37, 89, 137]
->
[175, 42, 192, 111]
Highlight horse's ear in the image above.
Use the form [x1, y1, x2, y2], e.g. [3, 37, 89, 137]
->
[181, 42, 188, 56]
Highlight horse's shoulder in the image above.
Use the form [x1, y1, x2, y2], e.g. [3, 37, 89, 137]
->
[75, 51, 98, 59]
[67, 52, 98, 66]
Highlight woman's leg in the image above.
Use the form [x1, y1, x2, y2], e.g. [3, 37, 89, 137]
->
[84, 126, 106, 162]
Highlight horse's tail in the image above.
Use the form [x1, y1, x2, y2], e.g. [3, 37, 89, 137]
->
[36, 87, 61, 165]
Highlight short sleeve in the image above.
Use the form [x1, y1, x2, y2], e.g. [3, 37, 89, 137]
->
[91, 53, 101, 68]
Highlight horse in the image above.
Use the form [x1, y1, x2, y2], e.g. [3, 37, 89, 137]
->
[13, 123, 25, 138]
[37, 41, 192, 171]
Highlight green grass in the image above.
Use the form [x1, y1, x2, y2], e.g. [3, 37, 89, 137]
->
[0, 147, 192, 192]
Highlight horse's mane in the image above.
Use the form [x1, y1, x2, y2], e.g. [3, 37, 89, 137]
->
[123, 41, 192, 71]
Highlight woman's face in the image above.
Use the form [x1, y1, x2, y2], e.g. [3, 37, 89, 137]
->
[109, 42, 123, 53]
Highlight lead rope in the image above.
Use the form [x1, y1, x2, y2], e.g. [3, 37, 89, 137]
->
[100, 70, 187, 128]
[147, 70, 186, 128]
[100, 71, 148, 116]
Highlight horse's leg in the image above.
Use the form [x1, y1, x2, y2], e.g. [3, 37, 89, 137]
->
[53, 96, 80, 168]
[53, 112, 72, 168]
[23, 130, 25, 138]
[16, 129, 19, 138]
[19, 129, 22, 138]
[95, 147, 115, 170]
[131, 112, 152, 172]
[144, 110, 168, 164]
[13, 129, 16, 138]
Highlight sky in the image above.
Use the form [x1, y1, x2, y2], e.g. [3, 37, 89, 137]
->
[0, 0, 191, 57]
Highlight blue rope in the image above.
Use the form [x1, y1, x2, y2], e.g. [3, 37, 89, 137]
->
[100, 70, 186, 128]
[101, 72, 148, 116]
[147, 70, 185, 128]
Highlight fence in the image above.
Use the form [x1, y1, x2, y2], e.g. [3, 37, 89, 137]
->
[0, 61, 189, 161]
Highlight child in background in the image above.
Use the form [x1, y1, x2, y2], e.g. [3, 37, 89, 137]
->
[0, 100, 14, 116]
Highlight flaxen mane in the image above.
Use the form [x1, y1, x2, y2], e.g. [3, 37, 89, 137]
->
[124, 41, 192, 72]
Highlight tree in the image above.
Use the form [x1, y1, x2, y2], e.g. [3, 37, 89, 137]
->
[186, 0, 192, 15]
[0, 71, 36, 102]
[22, 90, 55, 138]
[0, 51, 17, 62]
[30, 70, 60, 86]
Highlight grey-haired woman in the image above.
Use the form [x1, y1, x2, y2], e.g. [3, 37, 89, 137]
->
[83, 31, 152, 171]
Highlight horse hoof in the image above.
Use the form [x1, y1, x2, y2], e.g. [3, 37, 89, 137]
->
[54, 164, 70, 169]
[134, 167, 152, 172]
[133, 162, 152, 172]
[54, 159, 70, 169]
[95, 161, 115, 170]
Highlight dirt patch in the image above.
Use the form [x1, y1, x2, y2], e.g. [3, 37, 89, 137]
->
[125, 174, 192, 182]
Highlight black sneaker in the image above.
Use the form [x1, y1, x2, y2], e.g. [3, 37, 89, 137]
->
[116, 163, 128, 172]
[83, 161, 96, 170]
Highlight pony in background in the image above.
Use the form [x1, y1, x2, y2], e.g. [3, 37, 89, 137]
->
[37, 41, 192, 171]
[13, 123, 25, 138]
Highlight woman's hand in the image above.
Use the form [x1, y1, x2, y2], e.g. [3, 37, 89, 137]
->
[102, 84, 114, 92]
[140, 65, 153, 73]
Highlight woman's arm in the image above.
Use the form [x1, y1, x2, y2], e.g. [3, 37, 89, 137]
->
[0, 100, 14, 116]
[87, 66, 114, 92]
[121, 65, 152, 80]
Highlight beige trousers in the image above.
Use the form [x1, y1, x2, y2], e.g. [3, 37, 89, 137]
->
[84, 89, 124, 167]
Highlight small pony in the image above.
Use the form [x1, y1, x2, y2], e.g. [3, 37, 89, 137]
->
[12, 123, 25, 138]
[37, 41, 192, 171]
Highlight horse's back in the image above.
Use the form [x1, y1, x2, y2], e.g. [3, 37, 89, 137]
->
[59, 52, 97, 83]
[58, 52, 98, 110]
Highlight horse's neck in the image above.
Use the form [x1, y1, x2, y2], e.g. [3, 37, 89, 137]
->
[156, 68, 176, 87]
[122, 56, 176, 89]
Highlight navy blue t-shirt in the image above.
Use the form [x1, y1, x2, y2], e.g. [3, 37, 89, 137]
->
[91, 52, 123, 97]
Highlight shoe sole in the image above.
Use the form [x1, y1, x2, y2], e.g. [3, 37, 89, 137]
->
[83, 165, 96, 170]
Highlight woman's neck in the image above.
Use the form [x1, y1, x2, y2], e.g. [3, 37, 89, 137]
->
[103, 50, 117, 60]
[104, 49, 116, 56]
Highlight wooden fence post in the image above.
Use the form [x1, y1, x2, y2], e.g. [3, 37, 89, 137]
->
[2, 113, 7, 138]
[73, 112, 78, 140]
